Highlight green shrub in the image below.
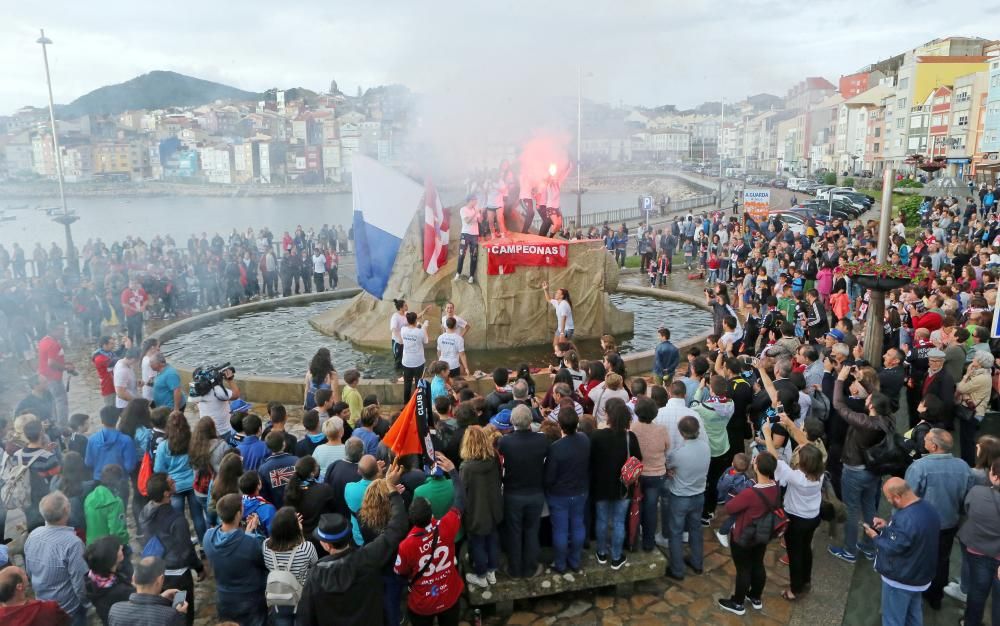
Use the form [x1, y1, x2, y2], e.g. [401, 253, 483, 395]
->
[843, 177, 855, 187]
[624, 255, 641, 268]
[899, 196, 922, 227]
[822, 172, 837, 185]
[894, 178, 924, 189]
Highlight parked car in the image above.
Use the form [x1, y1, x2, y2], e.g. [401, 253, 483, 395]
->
[771, 178, 787, 188]
[795, 202, 856, 220]
[770, 211, 826, 236]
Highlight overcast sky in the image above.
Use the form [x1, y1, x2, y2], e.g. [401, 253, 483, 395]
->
[1, 0, 995, 116]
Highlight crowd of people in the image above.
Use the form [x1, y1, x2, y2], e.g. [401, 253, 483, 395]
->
[0, 223, 352, 373]
[1, 181, 1000, 626]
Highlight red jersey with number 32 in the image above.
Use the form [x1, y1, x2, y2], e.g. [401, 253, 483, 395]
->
[394, 509, 463, 615]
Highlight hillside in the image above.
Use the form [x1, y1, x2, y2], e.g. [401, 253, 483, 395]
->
[57, 71, 262, 118]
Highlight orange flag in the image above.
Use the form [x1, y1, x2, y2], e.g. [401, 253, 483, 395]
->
[382, 390, 425, 457]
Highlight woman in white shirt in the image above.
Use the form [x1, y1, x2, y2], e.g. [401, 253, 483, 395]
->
[390, 298, 430, 378]
[400, 311, 429, 401]
[139, 338, 160, 402]
[763, 422, 824, 602]
[541, 282, 575, 351]
[588, 372, 630, 427]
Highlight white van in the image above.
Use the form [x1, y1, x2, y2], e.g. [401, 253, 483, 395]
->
[787, 178, 808, 191]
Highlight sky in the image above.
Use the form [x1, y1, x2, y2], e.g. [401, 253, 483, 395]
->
[1, 0, 995, 116]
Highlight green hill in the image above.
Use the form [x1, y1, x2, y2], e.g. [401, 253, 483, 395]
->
[58, 70, 262, 118]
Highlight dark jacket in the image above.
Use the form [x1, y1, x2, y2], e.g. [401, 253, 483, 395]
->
[922, 369, 956, 427]
[86, 574, 134, 626]
[107, 592, 185, 626]
[289, 481, 338, 549]
[484, 389, 514, 420]
[257, 451, 298, 509]
[544, 432, 590, 497]
[958, 484, 1000, 557]
[203, 526, 267, 598]
[589, 429, 641, 501]
[323, 459, 361, 517]
[832, 379, 894, 467]
[497, 431, 549, 495]
[878, 366, 905, 413]
[459, 458, 503, 535]
[873, 499, 940, 587]
[139, 502, 204, 574]
[298, 492, 408, 626]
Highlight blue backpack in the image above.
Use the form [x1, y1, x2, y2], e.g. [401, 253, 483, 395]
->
[141, 534, 165, 558]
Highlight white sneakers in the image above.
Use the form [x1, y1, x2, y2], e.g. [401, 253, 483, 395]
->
[465, 571, 497, 588]
[654, 533, 670, 549]
[943, 581, 966, 603]
[485, 570, 496, 585]
[715, 530, 730, 548]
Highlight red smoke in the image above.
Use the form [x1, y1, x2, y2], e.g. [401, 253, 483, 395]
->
[518, 132, 571, 191]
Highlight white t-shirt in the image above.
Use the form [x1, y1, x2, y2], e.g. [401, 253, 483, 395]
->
[565, 368, 586, 393]
[113, 359, 137, 409]
[440, 315, 467, 333]
[587, 384, 630, 424]
[550, 299, 574, 332]
[140, 355, 156, 401]
[437, 332, 465, 370]
[774, 460, 822, 518]
[390, 312, 407, 343]
[312, 253, 327, 274]
[400, 325, 428, 368]
[460, 205, 480, 236]
[546, 179, 561, 209]
[192, 385, 234, 435]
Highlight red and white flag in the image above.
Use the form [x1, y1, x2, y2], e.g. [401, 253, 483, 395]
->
[422, 179, 449, 274]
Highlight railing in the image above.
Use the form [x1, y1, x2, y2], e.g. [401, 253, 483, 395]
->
[575, 193, 716, 228]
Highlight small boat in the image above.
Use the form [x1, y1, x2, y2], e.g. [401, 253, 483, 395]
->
[0, 215, 15, 222]
[4, 204, 29, 210]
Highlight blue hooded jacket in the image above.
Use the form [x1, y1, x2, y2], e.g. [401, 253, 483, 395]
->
[85, 428, 137, 480]
[241, 495, 276, 537]
[203, 526, 267, 597]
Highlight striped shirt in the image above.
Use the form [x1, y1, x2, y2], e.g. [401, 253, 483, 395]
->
[24, 524, 88, 615]
[262, 540, 319, 585]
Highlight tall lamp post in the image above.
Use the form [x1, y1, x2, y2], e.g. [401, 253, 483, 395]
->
[576, 67, 583, 232]
[37, 28, 79, 277]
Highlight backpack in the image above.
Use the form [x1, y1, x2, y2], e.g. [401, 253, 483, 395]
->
[864, 419, 915, 477]
[266, 557, 303, 609]
[1, 450, 42, 511]
[141, 534, 166, 558]
[735, 488, 788, 547]
[808, 387, 830, 423]
[136, 433, 163, 498]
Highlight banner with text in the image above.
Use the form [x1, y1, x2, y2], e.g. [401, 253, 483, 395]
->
[485, 241, 569, 275]
[743, 188, 771, 221]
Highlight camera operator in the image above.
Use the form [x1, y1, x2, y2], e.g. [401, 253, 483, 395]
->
[189, 365, 240, 445]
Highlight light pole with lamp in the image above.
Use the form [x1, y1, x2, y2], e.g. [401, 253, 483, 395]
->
[37, 28, 79, 277]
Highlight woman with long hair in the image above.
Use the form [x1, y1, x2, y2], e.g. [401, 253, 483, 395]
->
[284, 456, 336, 551]
[460, 426, 503, 588]
[84, 535, 135, 626]
[357, 479, 405, 626]
[304, 347, 339, 410]
[208, 452, 243, 526]
[50, 450, 90, 541]
[188, 417, 229, 528]
[541, 282, 575, 350]
[154, 411, 206, 542]
[515, 363, 536, 397]
[263, 506, 318, 626]
[589, 399, 641, 570]
[118, 398, 152, 526]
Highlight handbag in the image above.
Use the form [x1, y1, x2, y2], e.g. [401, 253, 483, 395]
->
[620, 434, 643, 489]
[954, 388, 980, 423]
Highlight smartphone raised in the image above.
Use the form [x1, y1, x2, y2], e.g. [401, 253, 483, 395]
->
[172, 590, 187, 609]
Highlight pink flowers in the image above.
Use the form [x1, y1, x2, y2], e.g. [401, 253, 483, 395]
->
[841, 260, 928, 283]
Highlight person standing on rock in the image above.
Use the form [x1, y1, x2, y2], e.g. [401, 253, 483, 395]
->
[454, 195, 481, 285]
[541, 282, 574, 352]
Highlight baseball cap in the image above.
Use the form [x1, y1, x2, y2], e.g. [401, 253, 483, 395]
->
[825, 329, 845, 342]
[489, 409, 513, 433]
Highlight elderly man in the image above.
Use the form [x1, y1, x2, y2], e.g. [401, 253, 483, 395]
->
[796, 345, 824, 390]
[107, 557, 187, 626]
[922, 348, 956, 426]
[497, 405, 549, 578]
[878, 348, 906, 414]
[546, 383, 583, 422]
[0, 565, 70, 625]
[24, 492, 89, 626]
[903, 429, 974, 611]
[864, 478, 940, 626]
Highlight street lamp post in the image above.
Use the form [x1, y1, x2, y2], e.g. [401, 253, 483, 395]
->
[576, 67, 582, 233]
[37, 28, 79, 277]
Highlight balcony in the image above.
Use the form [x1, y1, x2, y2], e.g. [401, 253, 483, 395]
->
[910, 105, 928, 113]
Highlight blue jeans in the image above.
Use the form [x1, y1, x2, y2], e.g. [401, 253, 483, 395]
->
[548, 493, 587, 571]
[503, 492, 544, 577]
[963, 547, 1000, 626]
[382, 573, 405, 626]
[270, 606, 295, 626]
[69, 605, 87, 626]
[171, 489, 207, 545]
[668, 492, 705, 577]
[639, 475, 669, 550]
[196, 492, 214, 527]
[840, 466, 880, 555]
[218, 593, 267, 626]
[880, 580, 923, 626]
[594, 498, 629, 561]
[468, 531, 499, 576]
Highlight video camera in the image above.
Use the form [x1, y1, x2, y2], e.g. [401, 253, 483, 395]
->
[189, 362, 235, 397]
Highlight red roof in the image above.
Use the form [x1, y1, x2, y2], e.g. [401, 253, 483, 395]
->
[916, 55, 988, 63]
[806, 77, 836, 90]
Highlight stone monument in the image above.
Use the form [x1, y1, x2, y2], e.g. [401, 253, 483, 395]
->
[310, 210, 633, 350]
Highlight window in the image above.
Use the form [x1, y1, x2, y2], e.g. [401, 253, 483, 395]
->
[897, 98, 907, 110]
[956, 90, 970, 103]
[873, 142, 880, 153]
[911, 115, 924, 129]
[899, 77, 909, 89]
[897, 118, 906, 129]
[908, 137, 921, 150]
[874, 127, 881, 137]
[957, 114, 969, 126]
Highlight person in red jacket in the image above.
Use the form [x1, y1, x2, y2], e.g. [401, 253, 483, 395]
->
[91, 335, 130, 407]
[394, 453, 466, 626]
[120, 278, 148, 345]
[907, 300, 942, 332]
[0, 566, 70, 626]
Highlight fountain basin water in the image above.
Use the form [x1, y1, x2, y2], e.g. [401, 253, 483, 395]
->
[153, 286, 712, 405]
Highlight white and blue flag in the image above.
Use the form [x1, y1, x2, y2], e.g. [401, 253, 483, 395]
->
[351, 155, 423, 299]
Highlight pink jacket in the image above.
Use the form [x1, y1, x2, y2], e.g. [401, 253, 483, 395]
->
[816, 267, 833, 297]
